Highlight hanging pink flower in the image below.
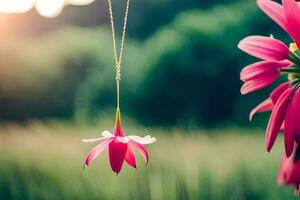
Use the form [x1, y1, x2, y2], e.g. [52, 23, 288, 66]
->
[82, 109, 156, 174]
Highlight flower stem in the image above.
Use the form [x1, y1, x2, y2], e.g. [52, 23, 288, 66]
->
[292, 79, 300, 86]
[288, 52, 300, 65]
[115, 107, 121, 125]
[117, 79, 120, 110]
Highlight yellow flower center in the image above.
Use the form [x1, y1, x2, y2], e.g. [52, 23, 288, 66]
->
[289, 43, 298, 52]
[288, 73, 297, 81]
[287, 43, 300, 81]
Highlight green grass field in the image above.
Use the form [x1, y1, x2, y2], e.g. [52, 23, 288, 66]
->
[0, 121, 298, 200]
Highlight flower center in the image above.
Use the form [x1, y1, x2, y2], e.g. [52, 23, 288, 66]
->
[288, 73, 299, 81]
[287, 43, 300, 82]
[290, 43, 298, 52]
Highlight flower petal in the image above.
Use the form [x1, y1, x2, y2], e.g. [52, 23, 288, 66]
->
[241, 73, 280, 94]
[131, 141, 149, 163]
[125, 145, 137, 169]
[84, 138, 112, 166]
[116, 136, 130, 143]
[266, 88, 293, 153]
[240, 61, 284, 82]
[257, 0, 289, 33]
[270, 82, 291, 103]
[127, 135, 157, 144]
[82, 130, 114, 142]
[108, 138, 128, 174]
[238, 36, 290, 61]
[287, 160, 300, 185]
[283, 0, 300, 48]
[288, 89, 300, 144]
[249, 98, 274, 121]
[284, 97, 295, 157]
[101, 130, 114, 138]
[81, 137, 107, 143]
[278, 153, 289, 185]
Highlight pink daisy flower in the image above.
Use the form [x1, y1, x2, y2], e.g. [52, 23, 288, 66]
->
[238, 0, 300, 156]
[238, 0, 300, 194]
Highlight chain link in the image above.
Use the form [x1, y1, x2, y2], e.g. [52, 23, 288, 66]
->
[107, 0, 130, 108]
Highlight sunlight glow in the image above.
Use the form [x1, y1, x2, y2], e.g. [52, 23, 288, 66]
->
[0, 0, 95, 18]
[0, 0, 34, 13]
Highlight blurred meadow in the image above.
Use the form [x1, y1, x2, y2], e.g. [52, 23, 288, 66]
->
[0, 0, 297, 199]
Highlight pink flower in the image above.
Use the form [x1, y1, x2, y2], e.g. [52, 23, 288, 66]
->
[239, 0, 300, 195]
[82, 109, 156, 174]
[278, 143, 300, 195]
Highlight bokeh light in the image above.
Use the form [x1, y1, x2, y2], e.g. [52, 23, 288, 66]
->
[0, 0, 95, 18]
[67, 0, 95, 6]
[0, 0, 34, 13]
[35, 0, 65, 18]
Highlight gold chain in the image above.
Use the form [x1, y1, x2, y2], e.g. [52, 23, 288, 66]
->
[107, 0, 130, 109]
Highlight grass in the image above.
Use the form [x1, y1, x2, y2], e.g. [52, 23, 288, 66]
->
[0, 120, 298, 200]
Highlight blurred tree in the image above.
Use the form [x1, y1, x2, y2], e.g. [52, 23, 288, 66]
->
[129, 1, 279, 126]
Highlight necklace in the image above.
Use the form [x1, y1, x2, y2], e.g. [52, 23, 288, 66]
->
[107, 0, 130, 111]
[82, 0, 156, 174]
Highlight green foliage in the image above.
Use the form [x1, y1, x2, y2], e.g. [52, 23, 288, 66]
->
[131, 1, 265, 126]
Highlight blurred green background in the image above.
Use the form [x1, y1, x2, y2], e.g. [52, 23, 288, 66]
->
[0, 0, 298, 199]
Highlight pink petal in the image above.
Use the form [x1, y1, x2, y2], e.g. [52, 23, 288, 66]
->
[289, 89, 300, 144]
[257, 0, 289, 33]
[286, 159, 300, 185]
[270, 82, 291, 103]
[278, 144, 300, 186]
[240, 61, 283, 82]
[238, 36, 290, 61]
[266, 88, 293, 153]
[249, 98, 274, 121]
[130, 141, 149, 163]
[127, 135, 157, 144]
[125, 145, 137, 169]
[241, 73, 280, 94]
[283, 0, 300, 48]
[278, 154, 290, 185]
[284, 98, 295, 157]
[108, 138, 128, 174]
[281, 122, 285, 132]
[85, 138, 112, 166]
